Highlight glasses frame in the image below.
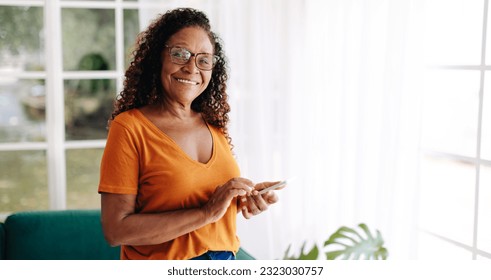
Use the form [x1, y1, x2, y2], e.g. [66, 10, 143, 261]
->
[164, 45, 219, 71]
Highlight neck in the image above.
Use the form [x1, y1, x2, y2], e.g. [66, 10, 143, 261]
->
[155, 100, 198, 121]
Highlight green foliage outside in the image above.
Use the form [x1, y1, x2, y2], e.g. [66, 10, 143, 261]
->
[0, 149, 103, 213]
[0, 6, 139, 71]
[61, 8, 116, 71]
[0, 6, 43, 55]
[0, 151, 48, 213]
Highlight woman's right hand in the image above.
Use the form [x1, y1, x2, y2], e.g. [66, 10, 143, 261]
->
[202, 177, 254, 223]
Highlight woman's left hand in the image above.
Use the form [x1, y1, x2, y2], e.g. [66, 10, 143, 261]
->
[238, 181, 282, 219]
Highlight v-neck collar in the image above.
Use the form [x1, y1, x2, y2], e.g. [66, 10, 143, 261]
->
[134, 108, 216, 168]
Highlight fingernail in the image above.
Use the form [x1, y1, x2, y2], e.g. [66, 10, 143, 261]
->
[241, 197, 247, 203]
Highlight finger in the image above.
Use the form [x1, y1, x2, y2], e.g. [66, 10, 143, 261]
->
[229, 185, 252, 198]
[239, 195, 247, 204]
[254, 181, 285, 193]
[225, 178, 255, 194]
[237, 195, 246, 214]
[212, 188, 247, 207]
[253, 181, 276, 192]
[227, 188, 247, 199]
[217, 183, 251, 198]
[262, 190, 279, 204]
[241, 206, 253, 219]
[251, 193, 269, 211]
[246, 195, 262, 215]
[230, 177, 255, 189]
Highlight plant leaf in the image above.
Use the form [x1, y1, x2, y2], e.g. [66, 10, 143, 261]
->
[282, 244, 293, 260]
[324, 223, 388, 260]
[283, 241, 319, 260]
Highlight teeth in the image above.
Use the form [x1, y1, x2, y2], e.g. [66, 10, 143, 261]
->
[177, 78, 198, 85]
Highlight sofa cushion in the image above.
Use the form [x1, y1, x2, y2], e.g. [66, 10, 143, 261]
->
[4, 210, 119, 260]
[236, 247, 254, 260]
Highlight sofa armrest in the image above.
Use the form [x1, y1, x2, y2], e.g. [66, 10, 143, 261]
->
[0, 223, 5, 260]
[4, 210, 119, 260]
[237, 247, 255, 260]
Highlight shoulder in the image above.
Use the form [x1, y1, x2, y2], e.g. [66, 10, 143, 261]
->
[105, 110, 145, 149]
[113, 109, 140, 124]
[106, 109, 149, 143]
[111, 109, 144, 130]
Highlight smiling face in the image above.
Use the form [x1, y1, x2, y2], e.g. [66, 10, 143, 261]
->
[160, 26, 214, 108]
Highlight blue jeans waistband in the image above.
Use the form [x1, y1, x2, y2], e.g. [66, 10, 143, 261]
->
[190, 251, 235, 260]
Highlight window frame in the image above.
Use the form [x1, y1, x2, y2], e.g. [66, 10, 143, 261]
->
[0, 0, 139, 211]
[418, 0, 490, 260]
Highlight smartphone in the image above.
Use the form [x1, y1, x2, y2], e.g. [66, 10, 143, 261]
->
[257, 180, 289, 195]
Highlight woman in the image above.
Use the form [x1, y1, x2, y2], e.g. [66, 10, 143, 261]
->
[98, 8, 283, 260]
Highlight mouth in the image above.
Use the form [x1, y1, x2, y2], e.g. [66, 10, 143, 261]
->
[175, 77, 199, 85]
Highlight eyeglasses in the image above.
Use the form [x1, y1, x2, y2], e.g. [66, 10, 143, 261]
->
[165, 45, 219, 71]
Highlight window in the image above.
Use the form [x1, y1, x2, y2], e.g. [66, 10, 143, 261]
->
[418, 0, 491, 259]
[0, 0, 140, 213]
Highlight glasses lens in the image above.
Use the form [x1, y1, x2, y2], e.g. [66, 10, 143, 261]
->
[169, 47, 190, 64]
[196, 54, 218, 70]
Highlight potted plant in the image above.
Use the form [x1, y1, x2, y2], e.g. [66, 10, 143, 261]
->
[283, 223, 388, 260]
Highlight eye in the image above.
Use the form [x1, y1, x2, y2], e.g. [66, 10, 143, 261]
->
[170, 47, 190, 62]
[198, 55, 211, 65]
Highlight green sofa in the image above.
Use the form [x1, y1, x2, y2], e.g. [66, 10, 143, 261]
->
[0, 209, 254, 260]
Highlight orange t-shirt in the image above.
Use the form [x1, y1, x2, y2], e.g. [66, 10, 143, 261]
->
[98, 109, 241, 260]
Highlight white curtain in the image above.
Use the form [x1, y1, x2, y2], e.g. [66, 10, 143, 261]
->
[138, 0, 424, 259]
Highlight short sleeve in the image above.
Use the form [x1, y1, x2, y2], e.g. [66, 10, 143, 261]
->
[98, 120, 139, 195]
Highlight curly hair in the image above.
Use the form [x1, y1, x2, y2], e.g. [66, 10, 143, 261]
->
[110, 8, 232, 143]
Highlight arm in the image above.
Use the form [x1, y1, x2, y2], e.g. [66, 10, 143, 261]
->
[101, 193, 206, 246]
[101, 177, 253, 246]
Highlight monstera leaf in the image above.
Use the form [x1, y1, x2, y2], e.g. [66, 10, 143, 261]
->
[283, 242, 320, 260]
[323, 223, 388, 260]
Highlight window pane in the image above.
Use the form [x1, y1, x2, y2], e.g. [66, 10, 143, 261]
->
[64, 79, 115, 140]
[0, 79, 46, 142]
[0, 150, 48, 213]
[476, 254, 491, 260]
[421, 69, 479, 157]
[478, 165, 491, 253]
[66, 149, 103, 209]
[0, 6, 44, 71]
[62, 9, 116, 71]
[423, 0, 483, 65]
[418, 156, 475, 246]
[482, 75, 491, 160]
[417, 232, 472, 260]
[124, 9, 140, 69]
[485, 1, 491, 65]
